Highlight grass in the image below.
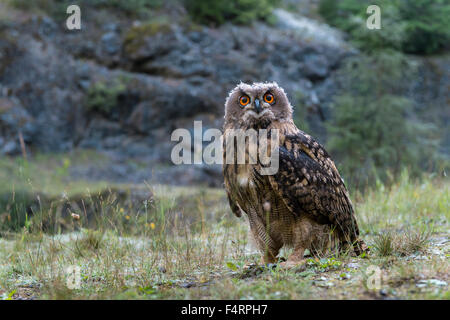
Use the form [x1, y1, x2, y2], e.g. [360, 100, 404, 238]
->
[373, 229, 431, 257]
[0, 155, 448, 300]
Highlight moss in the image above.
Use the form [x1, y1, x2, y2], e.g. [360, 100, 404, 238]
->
[8, 0, 164, 19]
[85, 78, 127, 114]
[184, 0, 280, 26]
[123, 20, 172, 56]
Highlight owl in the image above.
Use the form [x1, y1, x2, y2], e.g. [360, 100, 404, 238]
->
[222, 82, 367, 268]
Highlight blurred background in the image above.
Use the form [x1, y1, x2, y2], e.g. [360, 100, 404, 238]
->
[0, 0, 448, 231]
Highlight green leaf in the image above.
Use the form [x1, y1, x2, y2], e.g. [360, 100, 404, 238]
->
[6, 289, 16, 300]
[298, 271, 315, 278]
[226, 261, 238, 271]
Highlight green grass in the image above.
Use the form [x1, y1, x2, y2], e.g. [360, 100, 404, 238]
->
[0, 155, 448, 299]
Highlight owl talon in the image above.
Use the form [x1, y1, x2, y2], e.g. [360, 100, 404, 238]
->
[240, 263, 266, 278]
[279, 260, 307, 272]
[243, 263, 258, 270]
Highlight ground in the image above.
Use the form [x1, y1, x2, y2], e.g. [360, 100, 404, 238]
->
[0, 155, 448, 300]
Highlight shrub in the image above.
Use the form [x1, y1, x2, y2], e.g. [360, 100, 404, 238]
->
[8, 0, 164, 18]
[373, 229, 430, 257]
[398, 0, 450, 54]
[318, 0, 450, 54]
[185, 0, 278, 26]
[327, 51, 439, 188]
[85, 79, 127, 115]
[85, 0, 164, 16]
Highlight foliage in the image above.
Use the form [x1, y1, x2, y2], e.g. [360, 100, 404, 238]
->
[292, 90, 310, 132]
[318, 0, 450, 54]
[373, 229, 431, 257]
[327, 51, 439, 188]
[398, 0, 450, 54]
[89, 0, 164, 15]
[8, 0, 164, 18]
[123, 20, 172, 56]
[185, 0, 279, 26]
[85, 79, 127, 114]
[306, 257, 342, 271]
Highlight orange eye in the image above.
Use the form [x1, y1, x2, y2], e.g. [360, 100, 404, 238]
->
[239, 95, 250, 107]
[264, 92, 274, 104]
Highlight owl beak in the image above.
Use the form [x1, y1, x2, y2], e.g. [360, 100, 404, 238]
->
[254, 98, 261, 113]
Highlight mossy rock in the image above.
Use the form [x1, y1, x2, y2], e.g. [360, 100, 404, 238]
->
[185, 0, 278, 26]
[123, 21, 172, 57]
[0, 31, 20, 75]
[85, 78, 127, 115]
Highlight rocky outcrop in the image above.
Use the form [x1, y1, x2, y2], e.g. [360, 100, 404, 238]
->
[0, 5, 447, 186]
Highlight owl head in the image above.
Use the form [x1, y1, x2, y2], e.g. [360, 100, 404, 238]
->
[224, 82, 293, 128]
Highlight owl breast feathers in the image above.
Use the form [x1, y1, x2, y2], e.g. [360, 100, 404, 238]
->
[223, 82, 367, 266]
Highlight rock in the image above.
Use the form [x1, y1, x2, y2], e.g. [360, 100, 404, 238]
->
[0, 32, 21, 75]
[301, 52, 330, 80]
[272, 9, 348, 49]
[101, 31, 121, 55]
[314, 276, 334, 287]
[2, 140, 18, 155]
[36, 16, 57, 38]
[0, 97, 36, 155]
[0, 3, 445, 187]
[416, 279, 447, 288]
[123, 23, 178, 62]
[346, 262, 360, 269]
[180, 282, 195, 288]
[2, 4, 352, 166]
[126, 101, 161, 133]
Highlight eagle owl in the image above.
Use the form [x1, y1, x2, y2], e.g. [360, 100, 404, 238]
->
[223, 82, 367, 267]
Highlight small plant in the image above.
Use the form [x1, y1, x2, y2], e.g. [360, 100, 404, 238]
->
[306, 257, 342, 271]
[76, 229, 104, 251]
[1, 289, 16, 300]
[318, 0, 450, 54]
[373, 229, 431, 257]
[397, 229, 431, 256]
[85, 79, 126, 115]
[327, 51, 438, 188]
[8, 0, 164, 18]
[185, 0, 279, 26]
[373, 231, 394, 257]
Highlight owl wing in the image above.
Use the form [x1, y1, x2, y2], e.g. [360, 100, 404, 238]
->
[267, 131, 360, 239]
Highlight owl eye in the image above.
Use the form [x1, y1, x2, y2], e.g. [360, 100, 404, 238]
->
[263, 92, 275, 104]
[239, 95, 250, 107]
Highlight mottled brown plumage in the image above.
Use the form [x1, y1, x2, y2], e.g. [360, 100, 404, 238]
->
[223, 82, 367, 267]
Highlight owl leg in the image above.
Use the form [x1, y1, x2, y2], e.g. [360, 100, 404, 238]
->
[259, 247, 280, 265]
[279, 246, 306, 269]
[248, 216, 281, 265]
[254, 234, 280, 265]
